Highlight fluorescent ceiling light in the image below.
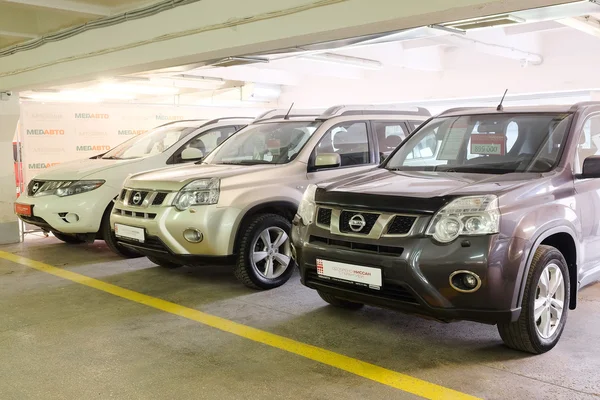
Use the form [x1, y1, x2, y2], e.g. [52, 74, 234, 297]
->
[443, 14, 525, 30]
[96, 83, 180, 95]
[154, 75, 226, 89]
[301, 52, 382, 70]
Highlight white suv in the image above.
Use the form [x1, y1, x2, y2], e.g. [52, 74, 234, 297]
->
[15, 117, 252, 257]
[110, 105, 429, 288]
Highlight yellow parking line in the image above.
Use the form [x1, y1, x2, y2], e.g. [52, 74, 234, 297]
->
[0, 251, 479, 400]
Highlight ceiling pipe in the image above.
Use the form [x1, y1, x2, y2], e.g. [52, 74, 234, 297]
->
[436, 34, 543, 66]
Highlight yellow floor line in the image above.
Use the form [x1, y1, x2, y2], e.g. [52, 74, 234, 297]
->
[0, 251, 479, 400]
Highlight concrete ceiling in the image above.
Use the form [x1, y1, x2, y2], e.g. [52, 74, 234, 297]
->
[0, 0, 149, 49]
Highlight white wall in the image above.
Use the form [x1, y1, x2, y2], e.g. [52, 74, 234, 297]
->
[19, 102, 266, 184]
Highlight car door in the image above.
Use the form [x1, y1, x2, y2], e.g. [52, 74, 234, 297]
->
[306, 120, 377, 184]
[168, 125, 240, 165]
[573, 113, 600, 277]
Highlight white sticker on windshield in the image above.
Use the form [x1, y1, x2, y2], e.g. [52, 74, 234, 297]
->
[438, 121, 469, 160]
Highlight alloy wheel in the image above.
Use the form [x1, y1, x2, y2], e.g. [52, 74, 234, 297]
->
[250, 227, 292, 280]
[534, 263, 566, 339]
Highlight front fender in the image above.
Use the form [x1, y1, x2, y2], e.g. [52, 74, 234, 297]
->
[510, 204, 581, 308]
[220, 184, 303, 254]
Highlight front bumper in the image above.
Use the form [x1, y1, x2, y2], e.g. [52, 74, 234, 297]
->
[292, 219, 526, 324]
[110, 196, 242, 262]
[15, 187, 115, 234]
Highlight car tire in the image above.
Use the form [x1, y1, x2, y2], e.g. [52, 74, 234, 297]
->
[52, 231, 85, 244]
[148, 256, 183, 269]
[317, 291, 364, 310]
[497, 245, 570, 354]
[234, 213, 295, 290]
[101, 202, 143, 259]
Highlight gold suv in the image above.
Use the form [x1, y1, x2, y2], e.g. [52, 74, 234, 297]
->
[111, 105, 430, 289]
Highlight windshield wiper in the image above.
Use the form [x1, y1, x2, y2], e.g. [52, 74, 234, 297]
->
[217, 160, 274, 165]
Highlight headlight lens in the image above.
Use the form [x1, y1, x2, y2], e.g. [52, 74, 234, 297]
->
[32, 180, 105, 197]
[297, 184, 317, 225]
[426, 195, 500, 243]
[173, 178, 220, 211]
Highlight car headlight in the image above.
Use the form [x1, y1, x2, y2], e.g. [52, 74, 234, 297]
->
[173, 178, 220, 211]
[33, 180, 105, 197]
[297, 184, 317, 225]
[426, 195, 500, 243]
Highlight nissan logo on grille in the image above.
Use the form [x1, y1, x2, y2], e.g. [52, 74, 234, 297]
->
[348, 214, 366, 232]
[132, 192, 143, 205]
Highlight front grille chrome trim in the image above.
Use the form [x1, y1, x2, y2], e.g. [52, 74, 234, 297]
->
[323, 207, 419, 239]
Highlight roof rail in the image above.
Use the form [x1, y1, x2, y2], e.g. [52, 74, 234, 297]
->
[201, 116, 254, 126]
[436, 107, 488, 116]
[569, 101, 600, 111]
[317, 104, 430, 120]
[156, 119, 207, 128]
[253, 108, 322, 122]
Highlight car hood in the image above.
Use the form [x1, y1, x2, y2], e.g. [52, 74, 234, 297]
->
[126, 163, 285, 190]
[320, 168, 540, 198]
[31, 157, 142, 181]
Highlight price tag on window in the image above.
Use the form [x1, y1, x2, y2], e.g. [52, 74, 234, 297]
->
[470, 134, 506, 155]
[267, 139, 281, 156]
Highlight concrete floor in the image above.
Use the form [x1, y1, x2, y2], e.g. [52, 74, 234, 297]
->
[0, 236, 599, 400]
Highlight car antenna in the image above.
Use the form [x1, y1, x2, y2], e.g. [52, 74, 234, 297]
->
[284, 102, 295, 120]
[496, 89, 508, 111]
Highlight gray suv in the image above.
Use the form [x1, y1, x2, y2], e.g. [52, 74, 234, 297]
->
[292, 103, 600, 354]
[110, 105, 429, 289]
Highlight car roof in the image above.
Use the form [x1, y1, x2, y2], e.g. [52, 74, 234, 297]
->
[437, 102, 600, 117]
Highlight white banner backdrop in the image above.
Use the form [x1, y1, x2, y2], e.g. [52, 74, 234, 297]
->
[19, 102, 266, 185]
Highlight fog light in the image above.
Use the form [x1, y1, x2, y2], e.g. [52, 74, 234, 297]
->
[65, 213, 79, 223]
[449, 271, 481, 293]
[183, 228, 203, 243]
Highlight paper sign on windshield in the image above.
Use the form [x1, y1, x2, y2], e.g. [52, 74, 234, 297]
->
[267, 139, 281, 156]
[470, 134, 506, 155]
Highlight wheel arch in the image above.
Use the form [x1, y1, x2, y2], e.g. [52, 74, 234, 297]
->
[517, 226, 579, 310]
[231, 200, 298, 254]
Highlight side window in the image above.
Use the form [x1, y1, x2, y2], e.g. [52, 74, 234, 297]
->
[373, 121, 409, 155]
[171, 126, 238, 164]
[315, 121, 370, 167]
[576, 116, 600, 174]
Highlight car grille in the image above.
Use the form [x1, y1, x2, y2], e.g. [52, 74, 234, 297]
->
[386, 216, 417, 235]
[113, 208, 157, 220]
[309, 235, 403, 256]
[305, 270, 418, 304]
[120, 189, 171, 207]
[152, 192, 168, 206]
[118, 235, 167, 252]
[339, 211, 379, 234]
[317, 208, 332, 226]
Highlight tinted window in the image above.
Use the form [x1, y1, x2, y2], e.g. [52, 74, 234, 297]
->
[373, 121, 409, 156]
[315, 122, 370, 167]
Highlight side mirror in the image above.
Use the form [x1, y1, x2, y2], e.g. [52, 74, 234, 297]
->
[181, 147, 204, 161]
[315, 153, 341, 169]
[581, 156, 600, 178]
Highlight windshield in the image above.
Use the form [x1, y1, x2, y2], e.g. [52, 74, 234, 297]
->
[102, 125, 198, 160]
[385, 113, 572, 174]
[208, 121, 321, 165]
